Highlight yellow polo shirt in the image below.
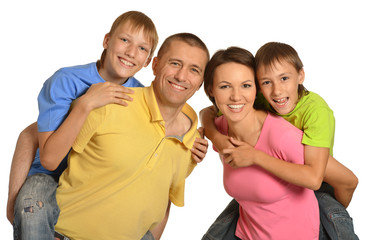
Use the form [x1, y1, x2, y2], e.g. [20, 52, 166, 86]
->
[55, 84, 199, 239]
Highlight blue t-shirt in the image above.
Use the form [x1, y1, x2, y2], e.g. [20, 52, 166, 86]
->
[28, 62, 144, 177]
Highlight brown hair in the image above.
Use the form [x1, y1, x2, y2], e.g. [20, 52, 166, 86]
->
[157, 32, 210, 61]
[97, 11, 158, 70]
[204, 47, 255, 107]
[255, 42, 308, 98]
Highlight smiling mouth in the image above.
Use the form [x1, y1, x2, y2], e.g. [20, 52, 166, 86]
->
[120, 58, 135, 67]
[169, 81, 186, 91]
[273, 97, 288, 106]
[228, 104, 245, 109]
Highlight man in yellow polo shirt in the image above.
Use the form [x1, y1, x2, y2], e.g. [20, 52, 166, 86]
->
[54, 33, 209, 240]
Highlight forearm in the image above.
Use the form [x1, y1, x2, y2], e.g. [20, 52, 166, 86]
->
[324, 155, 358, 208]
[39, 100, 91, 170]
[150, 201, 171, 240]
[200, 106, 230, 151]
[254, 150, 324, 190]
[7, 122, 38, 223]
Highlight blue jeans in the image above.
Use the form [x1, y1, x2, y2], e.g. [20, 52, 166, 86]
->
[315, 183, 359, 240]
[202, 199, 241, 240]
[13, 173, 59, 240]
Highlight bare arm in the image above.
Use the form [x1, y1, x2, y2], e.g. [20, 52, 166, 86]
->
[324, 155, 358, 208]
[224, 138, 328, 190]
[199, 106, 233, 151]
[150, 201, 171, 240]
[39, 82, 134, 170]
[7, 122, 38, 224]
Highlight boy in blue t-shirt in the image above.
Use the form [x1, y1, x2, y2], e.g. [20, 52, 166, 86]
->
[8, 11, 159, 239]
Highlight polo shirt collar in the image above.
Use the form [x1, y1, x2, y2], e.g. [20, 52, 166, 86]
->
[144, 83, 199, 150]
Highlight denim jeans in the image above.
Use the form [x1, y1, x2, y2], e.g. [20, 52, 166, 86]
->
[13, 173, 59, 240]
[315, 183, 359, 240]
[202, 199, 241, 240]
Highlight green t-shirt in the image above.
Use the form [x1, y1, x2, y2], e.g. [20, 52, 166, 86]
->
[255, 91, 335, 155]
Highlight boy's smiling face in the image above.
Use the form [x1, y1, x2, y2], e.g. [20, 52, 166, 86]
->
[257, 60, 305, 115]
[99, 21, 152, 85]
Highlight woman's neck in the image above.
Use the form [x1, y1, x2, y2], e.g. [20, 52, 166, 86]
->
[227, 110, 267, 147]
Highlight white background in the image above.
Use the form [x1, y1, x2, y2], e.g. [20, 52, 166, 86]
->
[1, 0, 368, 239]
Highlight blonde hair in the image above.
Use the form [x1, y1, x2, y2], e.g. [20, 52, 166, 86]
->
[97, 11, 158, 70]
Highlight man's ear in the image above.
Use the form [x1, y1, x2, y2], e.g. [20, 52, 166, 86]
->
[102, 33, 110, 49]
[152, 57, 158, 75]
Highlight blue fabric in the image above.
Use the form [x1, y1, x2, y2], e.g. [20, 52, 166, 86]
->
[315, 183, 359, 240]
[29, 62, 143, 177]
[14, 174, 59, 240]
[202, 199, 240, 240]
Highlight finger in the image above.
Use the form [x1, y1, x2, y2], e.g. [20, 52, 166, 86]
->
[116, 85, 135, 94]
[197, 127, 205, 138]
[224, 155, 232, 164]
[191, 151, 203, 163]
[194, 138, 208, 148]
[229, 137, 244, 146]
[191, 146, 206, 159]
[114, 92, 133, 102]
[221, 148, 233, 155]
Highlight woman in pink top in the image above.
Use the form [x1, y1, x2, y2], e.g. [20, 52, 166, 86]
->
[201, 47, 319, 240]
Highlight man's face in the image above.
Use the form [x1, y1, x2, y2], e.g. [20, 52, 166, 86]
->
[152, 40, 208, 109]
[99, 21, 152, 85]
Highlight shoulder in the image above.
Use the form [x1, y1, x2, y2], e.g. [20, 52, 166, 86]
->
[264, 113, 303, 141]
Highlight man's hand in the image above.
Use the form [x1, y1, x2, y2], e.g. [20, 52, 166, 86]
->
[191, 127, 208, 163]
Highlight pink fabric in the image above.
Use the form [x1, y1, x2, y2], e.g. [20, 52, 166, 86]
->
[215, 113, 319, 240]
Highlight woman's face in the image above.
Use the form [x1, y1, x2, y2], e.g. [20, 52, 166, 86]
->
[212, 62, 256, 123]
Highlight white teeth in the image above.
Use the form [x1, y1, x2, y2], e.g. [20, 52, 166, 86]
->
[228, 104, 244, 109]
[171, 83, 186, 90]
[120, 59, 134, 66]
[274, 98, 287, 105]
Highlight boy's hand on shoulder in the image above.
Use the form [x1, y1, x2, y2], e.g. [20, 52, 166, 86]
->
[77, 82, 135, 111]
[191, 127, 208, 163]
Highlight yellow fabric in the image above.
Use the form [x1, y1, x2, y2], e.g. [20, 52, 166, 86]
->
[55, 84, 198, 240]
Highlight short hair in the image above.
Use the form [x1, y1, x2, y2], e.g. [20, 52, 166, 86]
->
[157, 33, 210, 61]
[204, 46, 255, 107]
[97, 11, 158, 70]
[255, 42, 308, 98]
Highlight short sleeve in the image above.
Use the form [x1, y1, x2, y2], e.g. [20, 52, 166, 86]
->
[37, 70, 80, 132]
[169, 154, 196, 207]
[302, 107, 335, 150]
[72, 105, 106, 153]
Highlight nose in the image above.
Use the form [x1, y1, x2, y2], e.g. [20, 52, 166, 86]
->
[272, 82, 282, 96]
[230, 88, 241, 101]
[125, 44, 137, 58]
[174, 67, 187, 82]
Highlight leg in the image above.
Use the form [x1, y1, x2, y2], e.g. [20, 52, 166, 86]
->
[315, 183, 359, 240]
[202, 199, 241, 240]
[13, 174, 59, 240]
